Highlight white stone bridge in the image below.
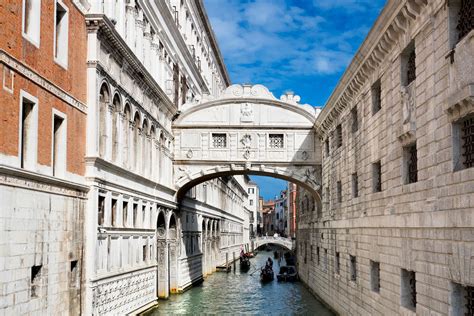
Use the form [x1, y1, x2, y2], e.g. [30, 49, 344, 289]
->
[252, 236, 295, 251]
[173, 84, 323, 200]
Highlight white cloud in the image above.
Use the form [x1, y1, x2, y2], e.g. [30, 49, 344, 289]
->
[204, 0, 377, 92]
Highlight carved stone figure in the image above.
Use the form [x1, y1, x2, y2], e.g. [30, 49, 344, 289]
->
[240, 103, 253, 122]
[400, 85, 413, 124]
[240, 134, 252, 149]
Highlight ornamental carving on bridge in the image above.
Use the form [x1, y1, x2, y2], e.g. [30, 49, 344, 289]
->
[240, 103, 253, 122]
[240, 134, 252, 148]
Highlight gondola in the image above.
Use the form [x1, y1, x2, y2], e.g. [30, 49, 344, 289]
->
[260, 266, 274, 282]
[277, 265, 298, 282]
[240, 256, 251, 270]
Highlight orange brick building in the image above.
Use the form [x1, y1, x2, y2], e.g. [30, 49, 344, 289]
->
[0, 1, 88, 314]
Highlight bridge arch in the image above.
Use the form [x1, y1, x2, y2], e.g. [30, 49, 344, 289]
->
[253, 237, 295, 251]
[173, 84, 323, 200]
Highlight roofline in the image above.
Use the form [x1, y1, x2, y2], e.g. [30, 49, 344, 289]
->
[196, 0, 231, 87]
[315, 0, 422, 136]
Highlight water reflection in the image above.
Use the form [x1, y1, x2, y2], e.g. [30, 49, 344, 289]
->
[145, 249, 334, 315]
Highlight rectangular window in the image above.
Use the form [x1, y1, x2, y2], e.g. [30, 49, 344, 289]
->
[54, 1, 69, 67]
[451, 282, 474, 316]
[335, 125, 342, 148]
[372, 161, 382, 193]
[350, 255, 357, 281]
[351, 107, 358, 132]
[371, 80, 381, 115]
[404, 143, 418, 184]
[324, 249, 328, 272]
[143, 244, 147, 261]
[371, 261, 380, 293]
[335, 252, 340, 274]
[70, 260, 78, 288]
[22, 0, 41, 47]
[30, 265, 42, 297]
[212, 133, 227, 148]
[249, 200, 253, 206]
[455, 115, 474, 170]
[98, 195, 105, 226]
[122, 200, 128, 227]
[20, 93, 37, 169]
[337, 181, 342, 203]
[449, 0, 474, 48]
[317, 246, 320, 265]
[352, 173, 359, 198]
[111, 199, 117, 227]
[133, 203, 138, 227]
[401, 269, 416, 311]
[401, 42, 416, 87]
[142, 205, 146, 227]
[52, 114, 66, 177]
[310, 245, 313, 261]
[269, 134, 284, 148]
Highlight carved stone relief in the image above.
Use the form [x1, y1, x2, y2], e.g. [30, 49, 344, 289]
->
[240, 103, 254, 122]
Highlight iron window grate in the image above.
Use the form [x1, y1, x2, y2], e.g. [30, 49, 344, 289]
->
[462, 116, 474, 168]
[408, 144, 418, 183]
[212, 133, 227, 148]
[407, 49, 416, 85]
[269, 134, 284, 148]
[466, 286, 474, 315]
[457, 0, 474, 43]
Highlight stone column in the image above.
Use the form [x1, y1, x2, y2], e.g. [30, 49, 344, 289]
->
[135, 9, 144, 61]
[151, 36, 160, 83]
[157, 240, 169, 298]
[125, 1, 136, 51]
[143, 23, 152, 72]
[169, 240, 178, 293]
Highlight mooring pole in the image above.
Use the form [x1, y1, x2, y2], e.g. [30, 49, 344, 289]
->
[233, 252, 236, 272]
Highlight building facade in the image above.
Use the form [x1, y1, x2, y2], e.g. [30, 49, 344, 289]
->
[287, 182, 297, 238]
[245, 176, 259, 238]
[297, 0, 474, 315]
[274, 190, 288, 236]
[0, 1, 88, 314]
[0, 0, 252, 315]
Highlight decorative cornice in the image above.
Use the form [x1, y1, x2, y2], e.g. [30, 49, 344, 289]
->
[0, 165, 88, 198]
[195, 0, 231, 87]
[0, 50, 87, 113]
[141, 1, 214, 94]
[85, 14, 177, 117]
[315, 0, 430, 137]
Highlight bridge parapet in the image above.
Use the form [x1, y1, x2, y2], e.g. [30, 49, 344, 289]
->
[252, 236, 295, 251]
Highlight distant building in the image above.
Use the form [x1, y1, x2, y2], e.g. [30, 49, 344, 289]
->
[287, 183, 297, 238]
[274, 190, 288, 236]
[245, 176, 259, 238]
[262, 200, 275, 235]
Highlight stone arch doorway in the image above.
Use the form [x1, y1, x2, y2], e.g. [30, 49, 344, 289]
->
[156, 209, 180, 299]
[156, 210, 168, 298]
[168, 213, 178, 294]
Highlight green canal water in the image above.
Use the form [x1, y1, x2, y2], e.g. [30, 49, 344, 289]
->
[145, 249, 335, 315]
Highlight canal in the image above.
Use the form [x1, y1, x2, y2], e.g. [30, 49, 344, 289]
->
[145, 248, 335, 315]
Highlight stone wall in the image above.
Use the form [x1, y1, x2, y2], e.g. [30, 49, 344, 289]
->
[299, 0, 474, 315]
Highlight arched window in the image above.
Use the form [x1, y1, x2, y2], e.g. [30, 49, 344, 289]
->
[150, 126, 156, 179]
[156, 211, 166, 239]
[98, 83, 110, 157]
[112, 93, 121, 162]
[123, 103, 131, 168]
[133, 112, 141, 171]
[142, 119, 149, 174]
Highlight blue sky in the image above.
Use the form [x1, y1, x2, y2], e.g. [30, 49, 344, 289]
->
[204, 0, 386, 199]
